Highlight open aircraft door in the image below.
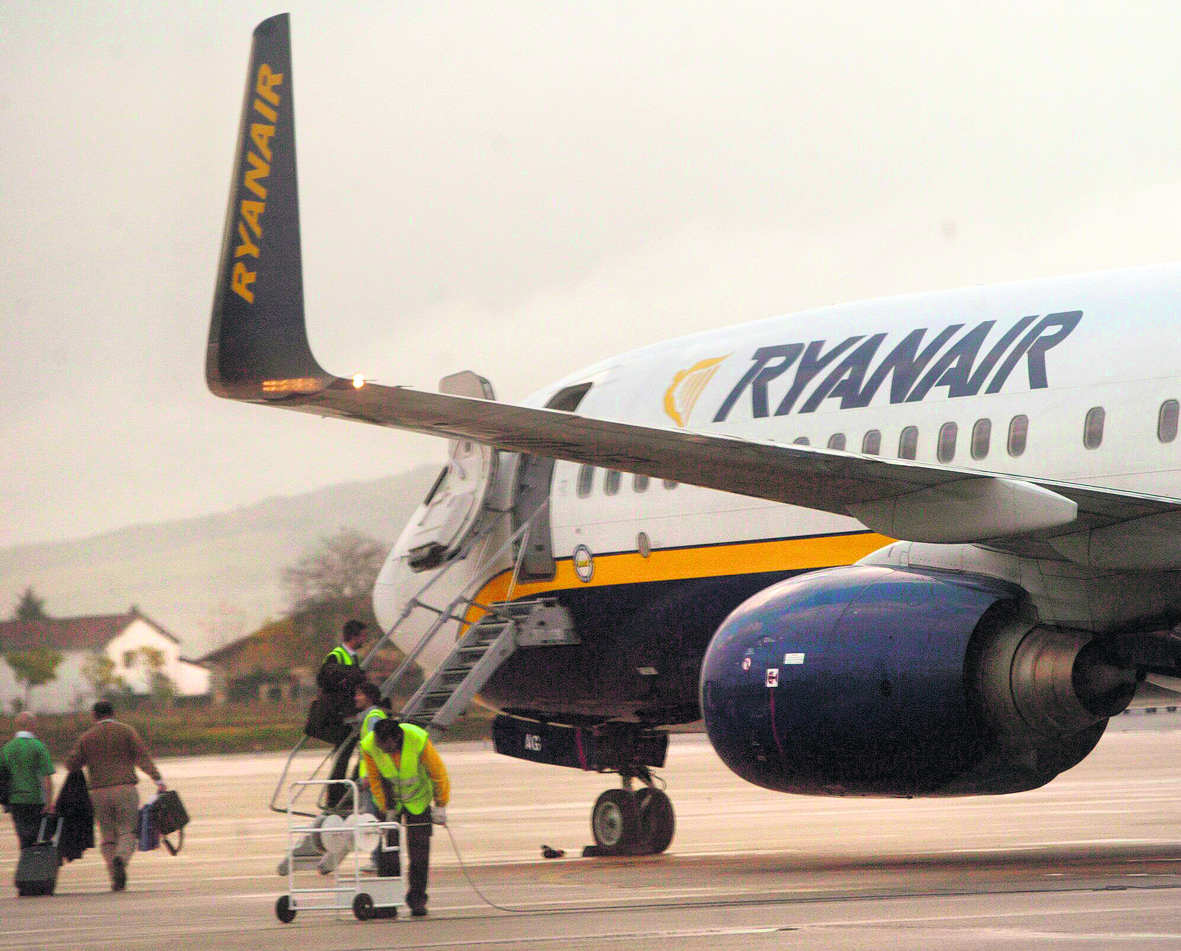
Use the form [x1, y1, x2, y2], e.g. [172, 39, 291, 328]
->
[397, 372, 499, 571]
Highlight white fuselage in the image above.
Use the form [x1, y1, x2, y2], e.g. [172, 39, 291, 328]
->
[377, 265, 1180, 681]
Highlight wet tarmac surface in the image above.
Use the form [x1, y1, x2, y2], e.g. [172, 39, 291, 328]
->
[2, 715, 1180, 950]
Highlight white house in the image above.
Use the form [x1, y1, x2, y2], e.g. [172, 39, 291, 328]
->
[0, 608, 211, 714]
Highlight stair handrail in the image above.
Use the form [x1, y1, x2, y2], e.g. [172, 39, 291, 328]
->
[373, 500, 548, 700]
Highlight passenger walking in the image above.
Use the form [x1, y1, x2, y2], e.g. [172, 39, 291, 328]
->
[66, 701, 165, 891]
[1, 712, 55, 849]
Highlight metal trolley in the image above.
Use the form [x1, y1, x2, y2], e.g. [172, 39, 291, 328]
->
[275, 779, 402, 923]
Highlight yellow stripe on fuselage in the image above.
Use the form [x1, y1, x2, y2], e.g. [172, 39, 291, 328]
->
[465, 531, 892, 624]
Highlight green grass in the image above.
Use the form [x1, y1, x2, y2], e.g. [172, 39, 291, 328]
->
[1, 701, 492, 761]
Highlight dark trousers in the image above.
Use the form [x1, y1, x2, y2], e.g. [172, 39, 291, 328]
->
[401, 806, 433, 911]
[326, 735, 358, 809]
[9, 804, 44, 849]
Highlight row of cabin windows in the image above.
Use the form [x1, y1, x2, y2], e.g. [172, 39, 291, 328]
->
[574, 401, 1179, 497]
[577, 466, 678, 498]
[814, 400, 1179, 464]
[794, 414, 1030, 462]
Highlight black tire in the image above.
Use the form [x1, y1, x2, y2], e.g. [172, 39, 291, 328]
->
[591, 789, 640, 855]
[275, 895, 296, 923]
[636, 788, 675, 854]
[353, 892, 375, 921]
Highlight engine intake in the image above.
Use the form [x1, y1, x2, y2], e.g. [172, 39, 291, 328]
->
[700, 565, 1135, 797]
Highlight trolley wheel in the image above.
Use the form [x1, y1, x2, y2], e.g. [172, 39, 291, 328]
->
[353, 892, 375, 921]
[275, 895, 296, 923]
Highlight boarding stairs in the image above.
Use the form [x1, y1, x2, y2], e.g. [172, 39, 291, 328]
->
[395, 597, 575, 733]
[270, 502, 575, 821]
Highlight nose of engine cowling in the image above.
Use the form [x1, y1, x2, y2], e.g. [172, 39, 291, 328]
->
[699, 565, 1024, 797]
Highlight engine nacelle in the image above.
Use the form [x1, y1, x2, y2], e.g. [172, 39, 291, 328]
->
[699, 565, 1136, 797]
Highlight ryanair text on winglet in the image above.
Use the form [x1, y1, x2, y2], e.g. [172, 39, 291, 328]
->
[231, 63, 283, 304]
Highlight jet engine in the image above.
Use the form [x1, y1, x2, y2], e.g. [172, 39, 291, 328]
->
[700, 565, 1137, 797]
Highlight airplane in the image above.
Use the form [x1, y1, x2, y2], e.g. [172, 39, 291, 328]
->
[209, 14, 1180, 856]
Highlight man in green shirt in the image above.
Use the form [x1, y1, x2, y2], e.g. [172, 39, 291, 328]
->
[2, 712, 55, 849]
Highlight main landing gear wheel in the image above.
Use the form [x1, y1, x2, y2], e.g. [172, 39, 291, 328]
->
[635, 787, 675, 854]
[275, 895, 296, 923]
[591, 789, 640, 855]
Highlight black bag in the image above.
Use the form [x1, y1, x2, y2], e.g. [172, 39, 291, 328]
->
[15, 815, 61, 896]
[304, 696, 349, 746]
[150, 790, 189, 855]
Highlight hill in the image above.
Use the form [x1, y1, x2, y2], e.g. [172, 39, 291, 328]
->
[0, 466, 438, 658]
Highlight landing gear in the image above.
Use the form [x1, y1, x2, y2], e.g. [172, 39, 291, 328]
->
[589, 773, 676, 855]
[591, 789, 640, 854]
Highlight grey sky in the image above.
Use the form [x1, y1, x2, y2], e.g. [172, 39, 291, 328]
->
[3, 1, 1180, 548]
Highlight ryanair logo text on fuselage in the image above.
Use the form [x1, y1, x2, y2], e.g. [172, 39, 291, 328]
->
[230, 63, 284, 304]
[712, 311, 1082, 421]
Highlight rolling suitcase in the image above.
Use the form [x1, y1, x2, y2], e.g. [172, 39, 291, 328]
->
[15, 814, 61, 896]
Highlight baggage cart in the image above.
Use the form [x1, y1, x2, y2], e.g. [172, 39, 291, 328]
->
[275, 779, 401, 923]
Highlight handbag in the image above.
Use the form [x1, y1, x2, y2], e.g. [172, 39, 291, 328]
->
[304, 695, 350, 745]
[150, 789, 190, 855]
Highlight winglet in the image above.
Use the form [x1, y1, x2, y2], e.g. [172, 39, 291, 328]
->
[207, 14, 331, 401]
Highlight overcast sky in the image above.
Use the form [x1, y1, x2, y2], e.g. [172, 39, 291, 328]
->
[3, 1, 1180, 548]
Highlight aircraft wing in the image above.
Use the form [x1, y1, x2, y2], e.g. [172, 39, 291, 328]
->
[209, 15, 1180, 572]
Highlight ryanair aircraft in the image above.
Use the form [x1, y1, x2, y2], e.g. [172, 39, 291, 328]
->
[210, 16, 1180, 856]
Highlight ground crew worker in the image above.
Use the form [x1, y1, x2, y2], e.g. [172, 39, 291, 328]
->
[317, 619, 370, 717]
[318, 619, 370, 806]
[360, 718, 450, 917]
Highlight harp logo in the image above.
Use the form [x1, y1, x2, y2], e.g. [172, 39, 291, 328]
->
[663, 356, 730, 428]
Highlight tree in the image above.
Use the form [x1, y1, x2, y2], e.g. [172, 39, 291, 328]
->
[13, 587, 47, 621]
[81, 652, 126, 699]
[283, 528, 387, 615]
[126, 646, 176, 703]
[5, 647, 63, 707]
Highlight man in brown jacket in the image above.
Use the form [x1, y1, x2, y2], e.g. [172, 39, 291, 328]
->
[66, 700, 166, 891]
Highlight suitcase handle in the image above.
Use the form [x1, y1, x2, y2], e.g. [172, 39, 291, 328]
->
[37, 813, 63, 847]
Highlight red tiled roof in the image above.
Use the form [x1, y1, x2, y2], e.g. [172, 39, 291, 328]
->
[0, 610, 179, 652]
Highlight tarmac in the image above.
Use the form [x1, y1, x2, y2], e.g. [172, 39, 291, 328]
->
[2, 711, 1180, 950]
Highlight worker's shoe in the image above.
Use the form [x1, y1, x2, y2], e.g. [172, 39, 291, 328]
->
[409, 905, 427, 917]
[111, 857, 127, 892]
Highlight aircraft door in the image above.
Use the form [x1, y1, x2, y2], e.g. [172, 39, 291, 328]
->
[510, 382, 593, 582]
[397, 372, 498, 571]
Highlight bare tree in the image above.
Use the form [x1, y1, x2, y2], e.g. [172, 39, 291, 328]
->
[283, 528, 387, 615]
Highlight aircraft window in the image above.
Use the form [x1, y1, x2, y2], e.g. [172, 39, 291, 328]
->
[970, 418, 991, 460]
[633, 473, 650, 492]
[861, 430, 881, 455]
[827, 433, 846, 451]
[937, 422, 958, 463]
[1007, 415, 1028, 457]
[898, 426, 918, 460]
[576, 465, 595, 498]
[1083, 406, 1105, 450]
[1159, 399, 1179, 443]
[604, 470, 622, 496]
[662, 479, 679, 490]
[793, 436, 810, 446]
